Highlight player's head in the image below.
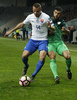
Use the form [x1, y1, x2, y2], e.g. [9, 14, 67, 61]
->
[53, 6, 63, 20]
[33, 3, 42, 17]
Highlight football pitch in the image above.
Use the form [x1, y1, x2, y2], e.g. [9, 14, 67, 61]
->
[0, 37, 77, 100]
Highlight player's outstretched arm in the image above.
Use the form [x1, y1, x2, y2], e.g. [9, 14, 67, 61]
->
[4, 22, 24, 37]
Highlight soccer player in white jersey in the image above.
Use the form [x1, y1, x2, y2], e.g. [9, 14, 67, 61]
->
[4, 3, 55, 81]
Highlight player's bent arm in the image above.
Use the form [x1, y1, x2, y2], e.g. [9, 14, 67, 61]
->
[47, 21, 55, 32]
[48, 26, 55, 35]
[62, 27, 70, 35]
[65, 28, 70, 35]
[4, 22, 24, 37]
[48, 25, 55, 34]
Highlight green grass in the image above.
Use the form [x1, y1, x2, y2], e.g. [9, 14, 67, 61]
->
[0, 37, 77, 100]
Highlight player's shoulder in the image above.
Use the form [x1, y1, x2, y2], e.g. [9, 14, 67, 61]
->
[27, 13, 34, 18]
[61, 19, 66, 26]
[58, 18, 66, 27]
[59, 18, 65, 22]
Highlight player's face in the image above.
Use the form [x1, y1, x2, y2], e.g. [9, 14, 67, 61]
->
[53, 10, 61, 20]
[33, 6, 41, 17]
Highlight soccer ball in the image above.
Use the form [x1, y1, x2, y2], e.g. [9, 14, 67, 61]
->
[19, 75, 31, 86]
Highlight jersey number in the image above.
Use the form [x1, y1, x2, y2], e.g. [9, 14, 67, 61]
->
[36, 25, 40, 30]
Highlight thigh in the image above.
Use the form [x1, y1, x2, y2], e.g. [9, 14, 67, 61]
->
[57, 42, 68, 56]
[24, 39, 37, 54]
[38, 40, 48, 53]
[48, 43, 57, 54]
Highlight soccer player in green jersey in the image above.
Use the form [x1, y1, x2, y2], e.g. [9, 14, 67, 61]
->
[48, 6, 72, 84]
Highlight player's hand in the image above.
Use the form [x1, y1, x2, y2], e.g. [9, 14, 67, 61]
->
[48, 30, 54, 35]
[62, 27, 70, 35]
[62, 27, 66, 32]
[4, 31, 11, 37]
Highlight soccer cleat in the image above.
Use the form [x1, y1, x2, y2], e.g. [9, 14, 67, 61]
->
[22, 65, 29, 76]
[67, 70, 72, 79]
[55, 76, 60, 84]
[31, 76, 35, 82]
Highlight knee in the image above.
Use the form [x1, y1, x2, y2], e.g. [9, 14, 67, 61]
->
[22, 50, 30, 59]
[49, 55, 55, 59]
[65, 53, 71, 59]
[40, 50, 47, 61]
[48, 51, 56, 59]
[63, 51, 71, 59]
[22, 54, 26, 59]
[66, 55, 71, 59]
[40, 54, 46, 61]
[22, 52, 26, 59]
[64, 53, 71, 59]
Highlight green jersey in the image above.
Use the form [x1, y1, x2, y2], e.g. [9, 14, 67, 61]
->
[48, 17, 67, 43]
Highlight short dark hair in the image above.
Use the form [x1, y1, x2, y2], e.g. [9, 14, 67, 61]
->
[55, 6, 63, 13]
[33, 3, 41, 8]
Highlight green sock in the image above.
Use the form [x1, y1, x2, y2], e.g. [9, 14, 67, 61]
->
[50, 59, 58, 78]
[66, 58, 71, 71]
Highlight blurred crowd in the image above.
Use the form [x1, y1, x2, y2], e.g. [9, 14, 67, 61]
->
[0, 4, 77, 42]
[63, 4, 77, 22]
[0, 27, 9, 37]
[0, 24, 32, 41]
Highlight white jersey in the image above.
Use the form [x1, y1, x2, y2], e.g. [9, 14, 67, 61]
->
[23, 11, 53, 40]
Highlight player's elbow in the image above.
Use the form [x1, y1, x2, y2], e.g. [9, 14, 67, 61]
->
[17, 22, 24, 28]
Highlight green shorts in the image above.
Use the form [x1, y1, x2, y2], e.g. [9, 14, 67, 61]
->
[48, 41, 68, 56]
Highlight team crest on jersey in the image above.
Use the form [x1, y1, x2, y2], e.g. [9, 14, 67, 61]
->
[40, 19, 44, 23]
[57, 21, 61, 25]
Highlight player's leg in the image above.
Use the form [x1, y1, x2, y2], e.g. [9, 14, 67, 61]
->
[22, 50, 30, 75]
[16, 33, 18, 40]
[48, 50, 60, 84]
[48, 43, 60, 83]
[63, 50, 72, 79]
[22, 39, 37, 75]
[31, 40, 48, 81]
[57, 41, 72, 79]
[31, 50, 47, 79]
